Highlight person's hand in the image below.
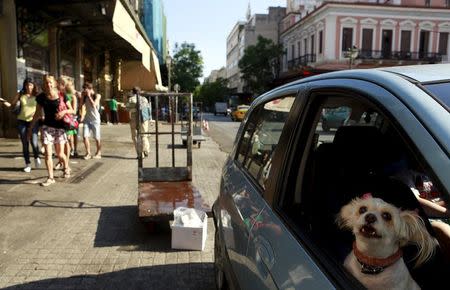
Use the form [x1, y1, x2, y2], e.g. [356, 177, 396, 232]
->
[55, 110, 66, 120]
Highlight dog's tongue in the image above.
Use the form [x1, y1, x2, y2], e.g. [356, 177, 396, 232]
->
[360, 225, 381, 238]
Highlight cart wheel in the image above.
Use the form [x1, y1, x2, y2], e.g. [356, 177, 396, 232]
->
[198, 142, 201, 148]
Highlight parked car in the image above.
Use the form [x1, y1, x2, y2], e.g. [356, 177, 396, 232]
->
[231, 105, 250, 122]
[213, 64, 450, 290]
[321, 106, 351, 131]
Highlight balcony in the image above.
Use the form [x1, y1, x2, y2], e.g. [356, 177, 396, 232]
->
[358, 50, 443, 63]
[287, 54, 316, 70]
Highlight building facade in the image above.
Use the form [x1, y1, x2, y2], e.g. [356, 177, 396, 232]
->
[0, 0, 163, 137]
[226, 7, 286, 94]
[141, 0, 168, 64]
[279, 0, 450, 81]
[205, 67, 227, 84]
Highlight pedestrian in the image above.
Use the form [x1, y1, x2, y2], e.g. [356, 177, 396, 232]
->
[79, 82, 101, 159]
[108, 96, 119, 124]
[28, 74, 74, 186]
[0, 78, 41, 172]
[126, 87, 151, 158]
[60, 78, 78, 159]
[72, 90, 83, 157]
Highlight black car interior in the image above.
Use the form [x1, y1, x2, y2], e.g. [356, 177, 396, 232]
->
[284, 99, 450, 289]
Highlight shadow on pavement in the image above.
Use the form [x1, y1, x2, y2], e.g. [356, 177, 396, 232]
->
[1, 263, 215, 290]
[96, 154, 137, 160]
[0, 177, 45, 185]
[0, 199, 102, 208]
[95, 206, 179, 253]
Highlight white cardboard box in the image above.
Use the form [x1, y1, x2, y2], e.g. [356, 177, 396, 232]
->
[171, 212, 207, 251]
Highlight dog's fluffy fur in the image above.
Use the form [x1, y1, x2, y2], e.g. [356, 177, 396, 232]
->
[337, 196, 436, 290]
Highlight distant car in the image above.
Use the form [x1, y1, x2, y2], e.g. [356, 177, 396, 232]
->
[215, 102, 228, 116]
[213, 64, 450, 290]
[321, 106, 351, 131]
[230, 105, 250, 121]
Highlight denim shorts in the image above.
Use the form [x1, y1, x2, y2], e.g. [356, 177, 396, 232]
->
[83, 122, 101, 140]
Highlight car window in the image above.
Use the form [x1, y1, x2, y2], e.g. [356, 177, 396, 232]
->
[422, 82, 450, 110]
[279, 93, 449, 289]
[236, 96, 295, 189]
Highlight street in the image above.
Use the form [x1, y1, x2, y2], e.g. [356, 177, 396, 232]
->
[203, 113, 241, 153]
[0, 121, 234, 289]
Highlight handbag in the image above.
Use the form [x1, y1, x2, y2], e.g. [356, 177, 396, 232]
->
[58, 94, 79, 130]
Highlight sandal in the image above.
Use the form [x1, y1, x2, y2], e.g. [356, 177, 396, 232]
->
[63, 168, 71, 178]
[41, 178, 55, 187]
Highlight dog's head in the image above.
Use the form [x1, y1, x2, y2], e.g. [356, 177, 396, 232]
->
[337, 194, 436, 267]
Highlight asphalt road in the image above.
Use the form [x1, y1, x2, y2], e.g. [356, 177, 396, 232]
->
[203, 113, 241, 153]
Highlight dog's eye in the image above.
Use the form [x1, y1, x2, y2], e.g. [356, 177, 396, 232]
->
[359, 206, 367, 214]
[382, 212, 392, 221]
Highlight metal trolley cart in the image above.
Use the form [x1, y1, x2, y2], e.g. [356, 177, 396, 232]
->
[134, 92, 210, 222]
[180, 101, 206, 148]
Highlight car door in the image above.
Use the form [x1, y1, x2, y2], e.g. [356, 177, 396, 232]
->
[253, 77, 450, 290]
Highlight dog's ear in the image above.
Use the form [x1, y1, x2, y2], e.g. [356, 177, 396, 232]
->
[336, 197, 360, 230]
[398, 210, 436, 267]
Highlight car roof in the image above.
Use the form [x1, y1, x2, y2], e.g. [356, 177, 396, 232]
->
[379, 63, 450, 83]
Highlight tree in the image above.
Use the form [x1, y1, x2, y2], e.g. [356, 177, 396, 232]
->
[171, 42, 203, 93]
[238, 36, 284, 95]
[194, 78, 231, 110]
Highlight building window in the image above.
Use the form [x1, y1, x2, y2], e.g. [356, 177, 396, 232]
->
[362, 28, 373, 55]
[439, 32, 449, 55]
[400, 30, 412, 56]
[303, 38, 307, 55]
[291, 44, 295, 60]
[419, 30, 430, 58]
[319, 31, 323, 54]
[447, 0, 450, 7]
[425, 0, 431, 7]
[298, 41, 301, 58]
[311, 34, 315, 55]
[342, 27, 353, 52]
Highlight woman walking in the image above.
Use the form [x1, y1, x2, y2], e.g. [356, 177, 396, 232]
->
[29, 75, 74, 186]
[0, 78, 40, 172]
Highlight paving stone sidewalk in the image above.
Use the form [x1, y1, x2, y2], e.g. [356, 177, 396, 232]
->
[0, 123, 227, 289]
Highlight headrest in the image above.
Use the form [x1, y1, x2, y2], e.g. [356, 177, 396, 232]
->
[333, 126, 384, 150]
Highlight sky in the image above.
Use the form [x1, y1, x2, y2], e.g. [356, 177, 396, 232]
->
[164, 0, 286, 81]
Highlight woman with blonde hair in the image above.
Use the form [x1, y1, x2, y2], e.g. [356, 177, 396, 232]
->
[55, 78, 78, 170]
[28, 75, 75, 186]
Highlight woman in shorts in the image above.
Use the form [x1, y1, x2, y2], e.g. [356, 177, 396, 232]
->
[28, 75, 75, 186]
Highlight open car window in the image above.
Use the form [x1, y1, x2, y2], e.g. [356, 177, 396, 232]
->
[279, 93, 450, 290]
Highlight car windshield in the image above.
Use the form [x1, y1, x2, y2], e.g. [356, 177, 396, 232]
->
[422, 82, 450, 110]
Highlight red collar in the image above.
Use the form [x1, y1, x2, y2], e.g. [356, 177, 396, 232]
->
[353, 242, 403, 274]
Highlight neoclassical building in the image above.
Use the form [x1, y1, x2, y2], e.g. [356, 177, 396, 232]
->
[280, 0, 450, 80]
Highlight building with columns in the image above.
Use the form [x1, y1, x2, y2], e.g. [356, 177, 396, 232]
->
[279, 0, 450, 82]
[0, 0, 164, 137]
[226, 6, 286, 94]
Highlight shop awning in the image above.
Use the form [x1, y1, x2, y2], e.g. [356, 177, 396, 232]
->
[112, 0, 151, 71]
[120, 52, 167, 92]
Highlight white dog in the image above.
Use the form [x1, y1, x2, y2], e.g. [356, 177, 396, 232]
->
[337, 194, 436, 290]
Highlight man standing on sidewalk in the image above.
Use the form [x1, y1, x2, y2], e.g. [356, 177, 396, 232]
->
[80, 82, 102, 159]
[126, 87, 151, 158]
[108, 96, 119, 124]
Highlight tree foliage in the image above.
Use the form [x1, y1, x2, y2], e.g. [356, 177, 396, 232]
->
[171, 42, 203, 93]
[194, 78, 231, 109]
[238, 36, 284, 95]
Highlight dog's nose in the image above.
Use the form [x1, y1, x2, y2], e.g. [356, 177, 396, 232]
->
[365, 213, 377, 224]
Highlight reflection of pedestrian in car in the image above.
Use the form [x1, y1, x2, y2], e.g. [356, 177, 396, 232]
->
[126, 87, 151, 158]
